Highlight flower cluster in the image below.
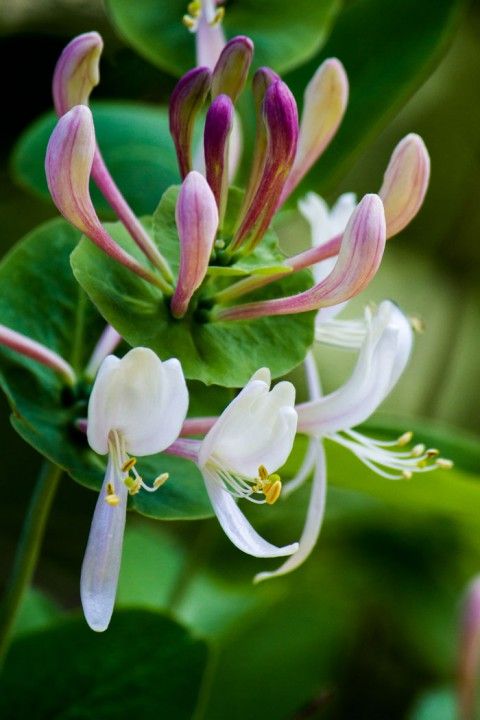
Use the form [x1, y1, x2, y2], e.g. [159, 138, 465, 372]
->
[0, 5, 452, 633]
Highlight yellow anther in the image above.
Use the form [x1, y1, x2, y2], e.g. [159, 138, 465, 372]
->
[258, 465, 269, 482]
[411, 443, 425, 457]
[188, 1, 201, 16]
[107, 482, 115, 495]
[264, 479, 282, 505]
[410, 315, 426, 334]
[105, 493, 120, 506]
[436, 458, 454, 470]
[426, 448, 439, 458]
[182, 14, 196, 29]
[397, 431, 413, 446]
[402, 470, 413, 480]
[122, 457, 137, 472]
[125, 476, 141, 495]
[154, 472, 169, 489]
[211, 7, 225, 26]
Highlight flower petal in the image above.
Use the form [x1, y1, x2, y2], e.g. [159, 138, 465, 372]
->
[203, 468, 299, 558]
[255, 440, 326, 581]
[80, 456, 127, 632]
[53, 32, 103, 116]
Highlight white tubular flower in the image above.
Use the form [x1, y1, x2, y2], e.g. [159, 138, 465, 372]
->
[198, 368, 299, 558]
[82, 347, 188, 632]
[299, 192, 357, 323]
[298, 301, 452, 479]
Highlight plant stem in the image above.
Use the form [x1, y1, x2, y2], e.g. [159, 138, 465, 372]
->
[0, 461, 62, 669]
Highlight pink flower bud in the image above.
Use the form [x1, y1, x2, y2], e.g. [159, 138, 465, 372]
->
[204, 94, 234, 223]
[211, 36, 254, 103]
[171, 172, 219, 318]
[379, 133, 430, 237]
[53, 32, 103, 117]
[169, 67, 212, 179]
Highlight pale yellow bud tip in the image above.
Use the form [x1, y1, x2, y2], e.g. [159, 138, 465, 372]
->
[398, 431, 413, 446]
[436, 458, 454, 470]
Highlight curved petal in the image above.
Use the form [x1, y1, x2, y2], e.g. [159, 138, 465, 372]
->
[80, 456, 127, 631]
[53, 32, 103, 116]
[87, 348, 188, 456]
[297, 302, 412, 436]
[203, 469, 299, 558]
[255, 440, 326, 581]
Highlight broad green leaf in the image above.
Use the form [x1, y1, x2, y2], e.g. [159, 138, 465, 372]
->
[0, 219, 213, 520]
[0, 610, 208, 720]
[107, 0, 340, 77]
[284, 0, 464, 198]
[409, 689, 456, 720]
[71, 187, 315, 387]
[13, 589, 61, 638]
[11, 102, 181, 217]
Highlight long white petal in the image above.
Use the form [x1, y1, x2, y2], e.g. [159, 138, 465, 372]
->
[80, 456, 128, 632]
[255, 440, 326, 582]
[203, 469, 299, 558]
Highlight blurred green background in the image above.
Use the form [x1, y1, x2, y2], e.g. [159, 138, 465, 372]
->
[1, 0, 480, 718]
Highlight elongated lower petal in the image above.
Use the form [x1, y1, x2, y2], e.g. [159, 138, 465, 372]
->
[281, 59, 348, 203]
[169, 67, 212, 179]
[218, 194, 385, 321]
[53, 32, 103, 116]
[80, 456, 127, 632]
[380, 133, 430, 237]
[46, 106, 162, 286]
[171, 171, 219, 318]
[255, 440, 326, 581]
[203, 469, 299, 558]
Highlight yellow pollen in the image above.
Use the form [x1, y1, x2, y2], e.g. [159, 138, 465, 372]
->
[397, 431, 413, 446]
[211, 7, 225, 26]
[188, 0, 201, 15]
[122, 457, 137, 472]
[410, 315, 426, 334]
[182, 14, 196, 29]
[426, 448, 439, 458]
[264, 479, 282, 505]
[154, 472, 169, 489]
[436, 458, 454, 470]
[402, 470, 413, 480]
[258, 465, 269, 482]
[105, 492, 120, 506]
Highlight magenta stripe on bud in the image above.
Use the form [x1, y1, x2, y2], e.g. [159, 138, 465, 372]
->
[231, 79, 298, 251]
[379, 133, 430, 237]
[204, 94, 234, 223]
[281, 58, 348, 203]
[0, 324, 76, 384]
[169, 67, 212, 179]
[53, 32, 103, 117]
[45, 106, 165, 289]
[217, 194, 386, 321]
[211, 36, 254, 103]
[171, 172, 219, 318]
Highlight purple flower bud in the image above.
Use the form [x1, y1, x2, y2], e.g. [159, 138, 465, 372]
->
[217, 194, 385, 321]
[281, 58, 348, 203]
[52, 32, 103, 117]
[232, 79, 298, 252]
[204, 94, 234, 224]
[379, 133, 430, 237]
[169, 67, 212, 179]
[171, 172, 219, 318]
[211, 36, 254, 103]
[45, 106, 164, 289]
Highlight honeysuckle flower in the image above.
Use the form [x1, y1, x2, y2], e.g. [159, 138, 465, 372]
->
[459, 577, 480, 720]
[53, 34, 168, 272]
[0, 323, 76, 385]
[170, 66, 212, 180]
[45, 105, 171, 292]
[184, 0, 226, 69]
[197, 368, 299, 557]
[231, 79, 299, 252]
[216, 194, 385, 320]
[82, 347, 188, 631]
[171, 171, 219, 318]
[204, 94, 234, 222]
[281, 58, 349, 203]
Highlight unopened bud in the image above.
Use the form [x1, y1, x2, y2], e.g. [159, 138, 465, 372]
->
[211, 36, 253, 102]
[169, 67, 212, 178]
[53, 32, 103, 117]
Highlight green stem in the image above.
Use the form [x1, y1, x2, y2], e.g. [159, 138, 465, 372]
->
[0, 461, 62, 669]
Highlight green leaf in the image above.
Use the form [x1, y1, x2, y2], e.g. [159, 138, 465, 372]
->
[106, 0, 340, 77]
[0, 610, 208, 720]
[409, 688, 456, 720]
[13, 589, 61, 638]
[71, 187, 315, 387]
[284, 0, 464, 197]
[11, 102, 181, 217]
[0, 219, 213, 520]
